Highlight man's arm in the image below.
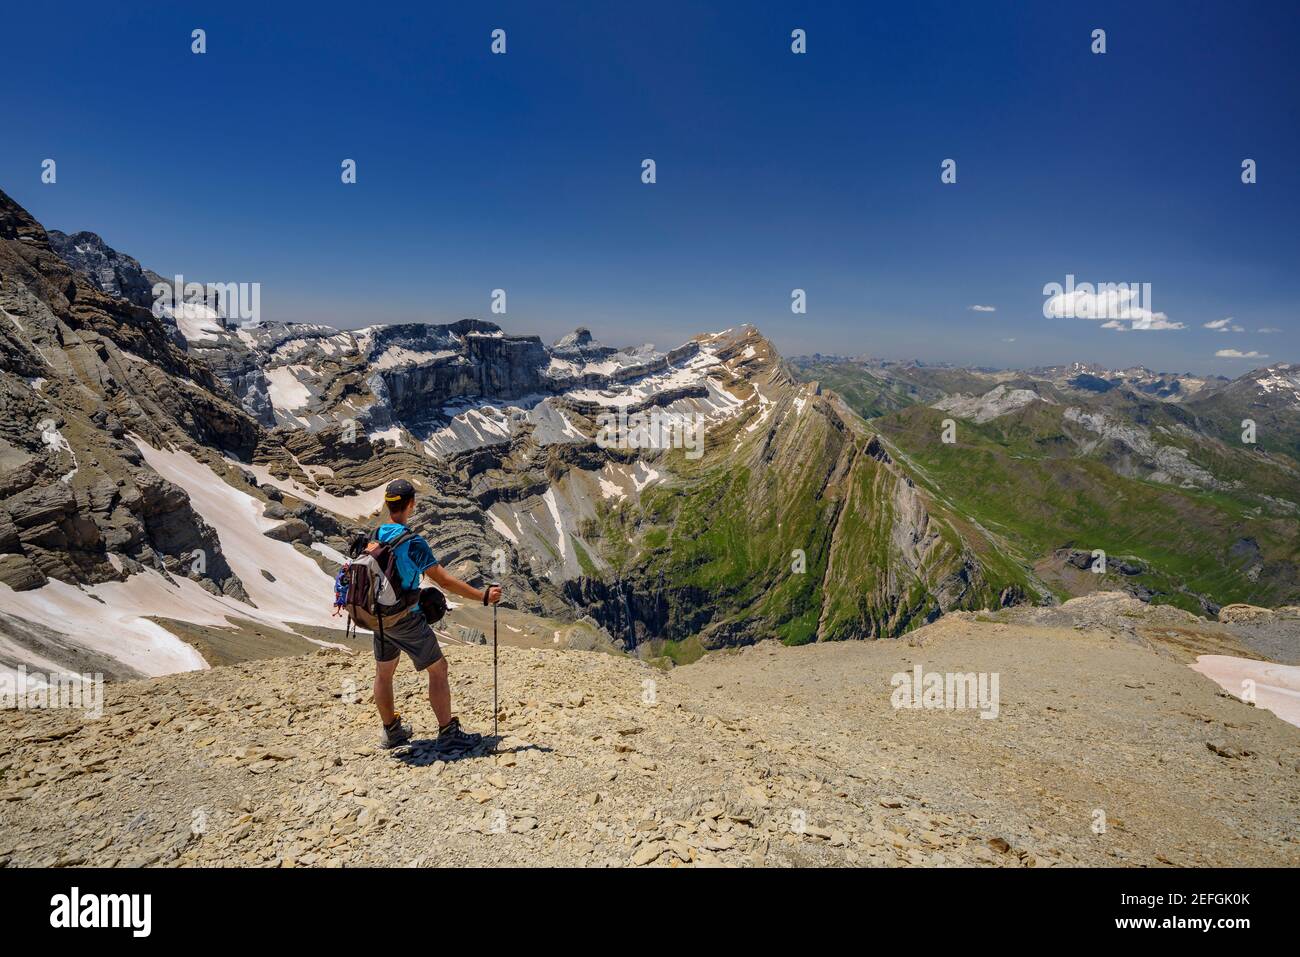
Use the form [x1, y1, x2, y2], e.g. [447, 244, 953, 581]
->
[424, 563, 501, 605]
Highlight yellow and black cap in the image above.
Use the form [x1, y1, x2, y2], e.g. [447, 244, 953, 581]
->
[384, 478, 415, 505]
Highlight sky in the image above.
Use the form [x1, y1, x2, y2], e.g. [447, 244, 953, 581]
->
[2, 0, 1297, 373]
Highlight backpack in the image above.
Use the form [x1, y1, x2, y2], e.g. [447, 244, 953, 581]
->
[341, 528, 418, 633]
[335, 528, 448, 638]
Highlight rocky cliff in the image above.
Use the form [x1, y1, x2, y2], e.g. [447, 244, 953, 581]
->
[45, 229, 165, 312]
[0, 189, 256, 603]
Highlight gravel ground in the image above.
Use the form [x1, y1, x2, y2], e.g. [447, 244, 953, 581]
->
[1, 594, 1297, 868]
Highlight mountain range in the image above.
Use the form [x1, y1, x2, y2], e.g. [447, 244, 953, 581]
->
[793, 355, 1300, 615]
[1, 186, 1297, 684]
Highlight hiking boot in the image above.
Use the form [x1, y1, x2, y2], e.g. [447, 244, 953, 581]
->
[435, 716, 482, 752]
[380, 715, 413, 749]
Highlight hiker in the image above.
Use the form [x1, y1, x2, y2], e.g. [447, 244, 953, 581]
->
[364, 479, 502, 751]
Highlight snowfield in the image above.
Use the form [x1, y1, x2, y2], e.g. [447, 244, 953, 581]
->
[1190, 655, 1300, 728]
[2, 440, 364, 679]
[2, 438, 364, 683]
[0, 575, 210, 681]
[161, 301, 224, 343]
[133, 440, 341, 632]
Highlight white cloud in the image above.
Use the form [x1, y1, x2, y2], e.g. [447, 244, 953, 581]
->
[1203, 318, 1243, 333]
[968, 304, 996, 313]
[1044, 283, 1183, 331]
[1130, 315, 1185, 331]
[1215, 349, 1269, 359]
[1258, 327, 1282, 334]
[1001, 337, 1016, 342]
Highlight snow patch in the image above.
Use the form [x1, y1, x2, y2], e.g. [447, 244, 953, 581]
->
[38, 420, 78, 484]
[311, 542, 350, 565]
[598, 476, 626, 500]
[163, 301, 225, 343]
[0, 576, 211, 677]
[631, 461, 661, 492]
[373, 346, 455, 370]
[368, 427, 404, 448]
[264, 365, 314, 413]
[133, 440, 339, 629]
[541, 488, 568, 560]
[487, 508, 519, 544]
[1190, 655, 1300, 728]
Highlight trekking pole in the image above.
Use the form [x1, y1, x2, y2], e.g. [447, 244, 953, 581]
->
[491, 582, 500, 744]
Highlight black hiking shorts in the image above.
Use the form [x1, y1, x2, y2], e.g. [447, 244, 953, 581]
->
[373, 608, 444, 672]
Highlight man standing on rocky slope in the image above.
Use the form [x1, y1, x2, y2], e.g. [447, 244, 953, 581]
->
[370, 479, 501, 751]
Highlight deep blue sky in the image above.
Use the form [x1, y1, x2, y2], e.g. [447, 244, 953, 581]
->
[3, 1, 1296, 373]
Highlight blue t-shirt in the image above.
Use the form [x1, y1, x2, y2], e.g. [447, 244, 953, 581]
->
[376, 523, 439, 592]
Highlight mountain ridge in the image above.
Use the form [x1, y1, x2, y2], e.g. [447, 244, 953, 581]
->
[3, 187, 1296, 689]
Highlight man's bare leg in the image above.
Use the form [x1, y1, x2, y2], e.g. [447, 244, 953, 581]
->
[427, 658, 452, 728]
[374, 656, 400, 725]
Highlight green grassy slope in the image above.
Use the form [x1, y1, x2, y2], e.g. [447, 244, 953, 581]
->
[871, 401, 1300, 611]
[587, 387, 1036, 647]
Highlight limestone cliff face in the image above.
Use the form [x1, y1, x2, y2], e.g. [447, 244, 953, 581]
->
[167, 314, 702, 441]
[370, 323, 551, 423]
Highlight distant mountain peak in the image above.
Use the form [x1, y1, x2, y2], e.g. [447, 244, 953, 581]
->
[46, 226, 163, 310]
[554, 327, 594, 348]
[551, 326, 616, 361]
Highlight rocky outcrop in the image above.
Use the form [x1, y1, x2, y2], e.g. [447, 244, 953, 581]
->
[1063, 406, 1224, 489]
[932, 384, 1046, 423]
[0, 553, 46, 591]
[0, 425, 245, 596]
[46, 229, 165, 311]
[1210, 604, 1300, 663]
[552, 327, 616, 360]
[0, 188, 254, 598]
[1219, 603, 1278, 625]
